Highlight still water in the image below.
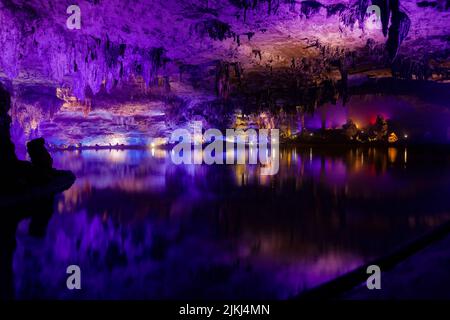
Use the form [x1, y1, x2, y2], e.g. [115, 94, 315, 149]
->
[12, 147, 450, 299]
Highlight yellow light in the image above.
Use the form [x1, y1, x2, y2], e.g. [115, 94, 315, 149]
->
[388, 132, 398, 143]
[149, 137, 168, 149]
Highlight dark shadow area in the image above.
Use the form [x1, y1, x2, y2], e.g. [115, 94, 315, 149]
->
[0, 83, 75, 300]
[0, 195, 55, 300]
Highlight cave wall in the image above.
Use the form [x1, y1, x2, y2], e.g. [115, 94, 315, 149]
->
[0, 0, 448, 146]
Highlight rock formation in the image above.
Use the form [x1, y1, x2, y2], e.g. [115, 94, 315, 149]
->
[0, 0, 447, 145]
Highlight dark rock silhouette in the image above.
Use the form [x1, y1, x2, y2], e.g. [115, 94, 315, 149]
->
[0, 83, 17, 164]
[27, 137, 53, 170]
[0, 83, 76, 300]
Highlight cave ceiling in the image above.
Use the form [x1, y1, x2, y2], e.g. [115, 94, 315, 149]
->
[0, 0, 449, 145]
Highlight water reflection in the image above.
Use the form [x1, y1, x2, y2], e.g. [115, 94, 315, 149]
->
[12, 147, 450, 299]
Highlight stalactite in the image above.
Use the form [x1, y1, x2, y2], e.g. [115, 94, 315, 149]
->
[232, 62, 244, 85]
[195, 19, 233, 41]
[340, 0, 369, 30]
[338, 58, 349, 105]
[326, 3, 346, 18]
[244, 32, 255, 41]
[300, 1, 323, 19]
[215, 61, 231, 99]
[0, 0, 173, 101]
[386, 1, 411, 60]
[252, 49, 262, 60]
[372, 0, 390, 36]
[230, 0, 282, 20]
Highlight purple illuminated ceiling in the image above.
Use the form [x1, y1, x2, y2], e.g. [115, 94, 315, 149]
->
[0, 0, 449, 146]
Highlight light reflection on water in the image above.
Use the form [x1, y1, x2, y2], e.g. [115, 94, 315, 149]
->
[13, 147, 450, 299]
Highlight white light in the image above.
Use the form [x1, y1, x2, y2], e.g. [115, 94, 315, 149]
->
[404, 134, 408, 139]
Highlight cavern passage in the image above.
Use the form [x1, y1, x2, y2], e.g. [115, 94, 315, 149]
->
[3, 0, 450, 303]
[0, 0, 448, 149]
